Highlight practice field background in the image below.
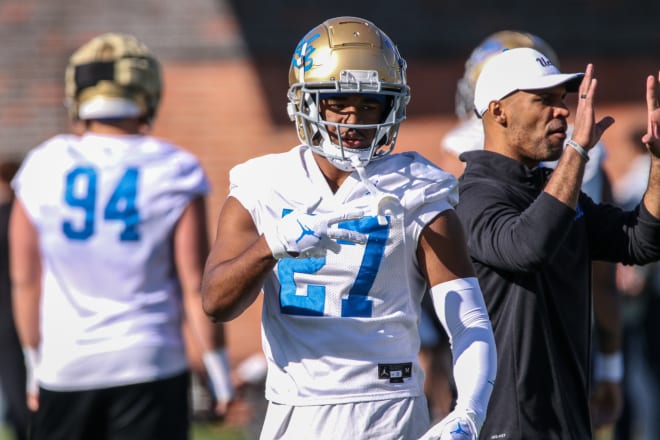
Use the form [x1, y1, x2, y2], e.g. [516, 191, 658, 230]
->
[0, 422, 249, 440]
[1, 2, 658, 440]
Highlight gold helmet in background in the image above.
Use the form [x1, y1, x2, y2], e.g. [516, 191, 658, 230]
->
[455, 30, 560, 120]
[287, 16, 410, 171]
[65, 33, 161, 123]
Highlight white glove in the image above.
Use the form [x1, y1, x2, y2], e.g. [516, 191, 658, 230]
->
[203, 348, 234, 406]
[419, 408, 479, 440]
[264, 206, 366, 259]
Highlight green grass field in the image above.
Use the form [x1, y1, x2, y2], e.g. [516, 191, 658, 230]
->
[191, 422, 249, 440]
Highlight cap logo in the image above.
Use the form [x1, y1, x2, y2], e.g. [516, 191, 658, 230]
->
[536, 56, 553, 68]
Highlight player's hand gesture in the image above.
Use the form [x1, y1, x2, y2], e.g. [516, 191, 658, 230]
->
[264, 201, 366, 259]
[419, 408, 479, 440]
[642, 71, 660, 157]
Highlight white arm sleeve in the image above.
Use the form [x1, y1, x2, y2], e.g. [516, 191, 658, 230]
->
[203, 348, 234, 404]
[430, 277, 497, 431]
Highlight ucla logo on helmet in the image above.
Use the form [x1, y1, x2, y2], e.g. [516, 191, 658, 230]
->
[291, 33, 320, 72]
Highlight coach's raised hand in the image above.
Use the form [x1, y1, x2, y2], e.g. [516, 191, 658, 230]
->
[640, 70, 660, 220]
[570, 63, 615, 153]
[642, 71, 660, 155]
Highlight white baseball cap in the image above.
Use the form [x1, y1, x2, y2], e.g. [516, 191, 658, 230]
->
[473, 47, 583, 117]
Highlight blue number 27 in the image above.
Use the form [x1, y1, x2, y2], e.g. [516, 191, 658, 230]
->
[62, 166, 140, 241]
[278, 215, 389, 318]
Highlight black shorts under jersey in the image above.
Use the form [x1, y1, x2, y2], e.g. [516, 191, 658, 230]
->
[30, 371, 190, 440]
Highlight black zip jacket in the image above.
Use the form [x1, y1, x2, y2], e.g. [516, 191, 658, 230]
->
[456, 150, 660, 440]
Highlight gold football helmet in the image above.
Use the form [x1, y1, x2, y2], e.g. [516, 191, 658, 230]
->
[65, 33, 161, 123]
[455, 30, 559, 120]
[287, 16, 410, 171]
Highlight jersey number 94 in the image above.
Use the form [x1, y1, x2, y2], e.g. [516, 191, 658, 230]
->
[62, 166, 141, 242]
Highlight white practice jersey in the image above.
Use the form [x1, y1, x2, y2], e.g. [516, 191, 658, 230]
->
[230, 145, 458, 406]
[12, 133, 209, 391]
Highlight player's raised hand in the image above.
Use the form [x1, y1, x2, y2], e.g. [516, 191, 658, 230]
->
[642, 71, 660, 156]
[264, 202, 366, 259]
[419, 408, 479, 440]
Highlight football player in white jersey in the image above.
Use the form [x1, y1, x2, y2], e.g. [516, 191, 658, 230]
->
[201, 16, 497, 440]
[9, 33, 233, 440]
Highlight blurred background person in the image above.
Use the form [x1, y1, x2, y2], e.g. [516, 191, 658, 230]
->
[9, 33, 233, 440]
[0, 158, 29, 440]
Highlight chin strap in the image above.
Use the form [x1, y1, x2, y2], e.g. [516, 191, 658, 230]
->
[350, 157, 402, 223]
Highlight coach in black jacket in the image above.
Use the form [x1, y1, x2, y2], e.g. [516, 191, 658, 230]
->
[456, 47, 660, 439]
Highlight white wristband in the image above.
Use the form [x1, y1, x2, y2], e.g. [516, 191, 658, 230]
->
[235, 353, 268, 384]
[203, 348, 234, 403]
[594, 351, 624, 383]
[22, 346, 39, 395]
[566, 139, 590, 162]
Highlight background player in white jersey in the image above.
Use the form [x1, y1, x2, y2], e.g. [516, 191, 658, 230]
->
[427, 30, 623, 432]
[9, 33, 233, 440]
[201, 16, 497, 440]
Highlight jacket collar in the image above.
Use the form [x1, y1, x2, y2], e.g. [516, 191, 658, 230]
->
[459, 150, 551, 189]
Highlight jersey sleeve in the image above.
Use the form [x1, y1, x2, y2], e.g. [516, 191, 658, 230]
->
[394, 152, 459, 243]
[228, 159, 260, 212]
[12, 147, 43, 221]
[12, 135, 73, 223]
[227, 149, 302, 229]
[168, 150, 210, 198]
[139, 144, 210, 228]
